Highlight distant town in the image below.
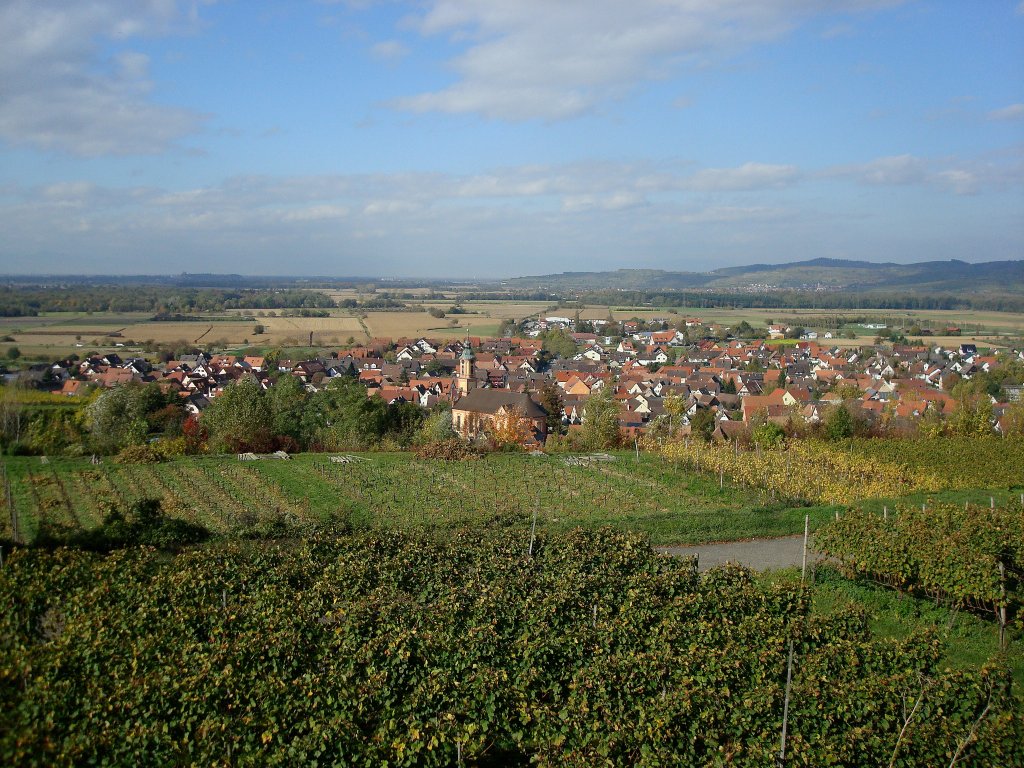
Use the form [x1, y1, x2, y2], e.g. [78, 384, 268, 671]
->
[7, 312, 1022, 452]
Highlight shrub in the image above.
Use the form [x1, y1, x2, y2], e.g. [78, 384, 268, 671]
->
[415, 439, 481, 460]
[116, 444, 165, 464]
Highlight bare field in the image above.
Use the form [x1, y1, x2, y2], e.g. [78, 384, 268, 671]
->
[362, 311, 500, 340]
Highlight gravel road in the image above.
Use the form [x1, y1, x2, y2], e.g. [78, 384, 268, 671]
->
[656, 535, 818, 572]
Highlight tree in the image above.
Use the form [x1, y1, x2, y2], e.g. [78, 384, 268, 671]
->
[85, 383, 152, 453]
[6, 346, 20, 360]
[948, 380, 994, 436]
[541, 328, 578, 360]
[416, 402, 455, 444]
[579, 385, 621, 450]
[252, 324, 265, 335]
[305, 375, 388, 449]
[663, 394, 686, 438]
[539, 381, 565, 436]
[823, 403, 856, 441]
[489, 405, 531, 449]
[689, 408, 717, 442]
[266, 373, 307, 446]
[752, 421, 785, 449]
[832, 383, 863, 401]
[1000, 401, 1024, 437]
[202, 377, 274, 453]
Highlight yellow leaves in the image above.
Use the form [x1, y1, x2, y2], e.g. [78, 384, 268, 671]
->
[661, 439, 945, 506]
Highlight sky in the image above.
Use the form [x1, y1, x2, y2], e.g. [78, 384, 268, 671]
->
[0, 0, 1022, 279]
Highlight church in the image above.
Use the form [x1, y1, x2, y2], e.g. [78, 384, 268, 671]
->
[450, 343, 548, 443]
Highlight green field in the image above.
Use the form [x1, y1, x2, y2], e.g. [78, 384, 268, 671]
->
[2, 452, 836, 546]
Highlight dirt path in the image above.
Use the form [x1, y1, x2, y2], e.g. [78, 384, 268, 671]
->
[656, 535, 819, 572]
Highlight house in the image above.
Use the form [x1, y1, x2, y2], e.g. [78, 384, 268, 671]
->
[712, 420, 748, 442]
[451, 389, 548, 443]
[60, 379, 89, 396]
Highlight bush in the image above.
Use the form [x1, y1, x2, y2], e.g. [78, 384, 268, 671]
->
[415, 439, 481, 460]
[116, 444, 165, 464]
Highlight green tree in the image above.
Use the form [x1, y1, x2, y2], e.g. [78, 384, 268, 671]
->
[823, 403, 855, 441]
[266, 373, 307, 446]
[85, 383, 153, 453]
[579, 385, 621, 450]
[415, 402, 455, 444]
[752, 421, 785, 449]
[689, 408, 717, 442]
[539, 381, 565, 436]
[202, 377, 274, 453]
[305, 375, 388, 449]
[5, 346, 20, 360]
[541, 328, 578, 360]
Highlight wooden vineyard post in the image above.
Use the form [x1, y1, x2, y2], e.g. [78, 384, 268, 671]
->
[3, 464, 17, 544]
[801, 514, 809, 582]
[998, 561, 1007, 651]
[780, 514, 810, 766]
[528, 492, 538, 557]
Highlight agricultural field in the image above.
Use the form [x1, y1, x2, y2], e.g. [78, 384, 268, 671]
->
[361, 310, 501, 341]
[5, 528, 1020, 766]
[1, 452, 831, 547]
[661, 437, 1024, 507]
[3, 298, 1022, 360]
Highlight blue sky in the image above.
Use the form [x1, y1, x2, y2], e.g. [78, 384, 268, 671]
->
[0, 0, 1021, 278]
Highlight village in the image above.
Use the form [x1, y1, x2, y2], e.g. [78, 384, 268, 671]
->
[12, 313, 1024, 448]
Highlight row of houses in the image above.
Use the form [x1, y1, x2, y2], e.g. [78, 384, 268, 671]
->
[12, 331, 1023, 444]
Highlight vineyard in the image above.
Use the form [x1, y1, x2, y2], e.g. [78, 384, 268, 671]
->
[0, 452, 830, 546]
[817, 502, 1024, 647]
[660, 437, 1024, 507]
[2, 528, 1021, 766]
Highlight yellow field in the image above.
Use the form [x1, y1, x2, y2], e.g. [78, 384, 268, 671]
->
[362, 311, 500, 340]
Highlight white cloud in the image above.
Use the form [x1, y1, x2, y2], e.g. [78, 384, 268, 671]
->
[393, 0, 906, 120]
[830, 154, 929, 185]
[933, 170, 978, 196]
[281, 205, 350, 223]
[687, 162, 800, 191]
[5, 146, 1011, 276]
[0, 0, 208, 155]
[371, 39, 409, 60]
[678, 206, 788, 224]
[988, 103, 1024, 121]
[561, 192, 646, 213]
[826, 153, 1015, 196]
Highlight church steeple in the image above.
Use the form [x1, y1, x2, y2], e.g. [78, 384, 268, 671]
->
[456, 339, 475, 397]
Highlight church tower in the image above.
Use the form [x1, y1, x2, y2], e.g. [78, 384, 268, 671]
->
[456, 341, 475, 398]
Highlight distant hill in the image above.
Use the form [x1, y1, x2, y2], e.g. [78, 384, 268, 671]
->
[505, 259, 1024, 294]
